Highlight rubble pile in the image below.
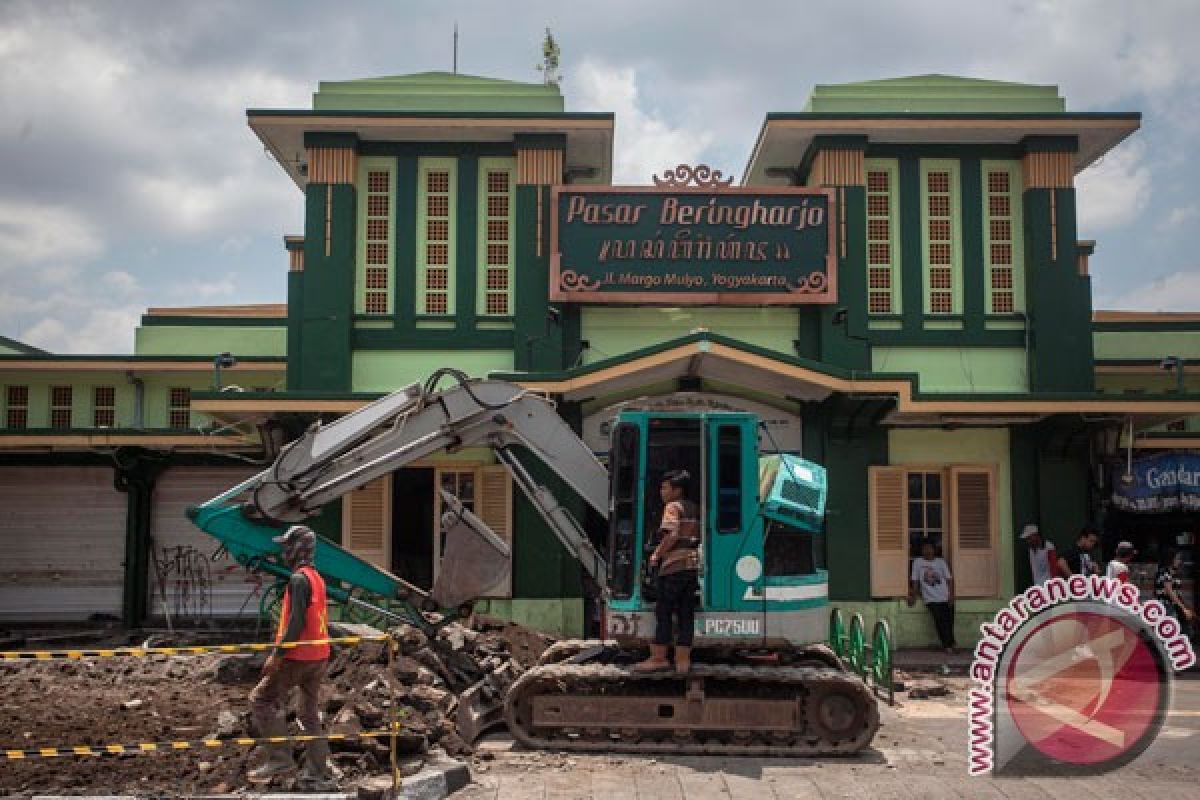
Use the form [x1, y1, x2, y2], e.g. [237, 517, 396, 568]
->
[0, 616, 554, 795]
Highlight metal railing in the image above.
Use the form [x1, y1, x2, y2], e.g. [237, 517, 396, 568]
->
[828, 607, 894, 705]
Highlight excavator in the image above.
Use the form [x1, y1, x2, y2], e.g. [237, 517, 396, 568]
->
[188, 370, 879, 755]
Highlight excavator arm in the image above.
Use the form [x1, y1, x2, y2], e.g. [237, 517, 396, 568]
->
[200, 371, 610, 589]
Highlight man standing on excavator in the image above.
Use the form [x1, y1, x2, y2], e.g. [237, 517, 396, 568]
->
[636, 469, 701, 674]
[248, 525, 336, 789]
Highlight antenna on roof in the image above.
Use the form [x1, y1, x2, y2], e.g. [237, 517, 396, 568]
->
[452, 22, 459, 74]
[537, 27, 561, 86]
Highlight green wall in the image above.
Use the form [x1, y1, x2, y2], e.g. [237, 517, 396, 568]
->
[580, 307, 799, 363]
[871, 346, 1028, 391]
[135, 326, 286, 357]
[1094, 331, 1200, 360]
[350, 350, 513, 392]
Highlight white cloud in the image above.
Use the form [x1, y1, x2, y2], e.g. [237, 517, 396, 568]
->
[1075, 142, 1151, 233]
[22, 306, 141, 354]
[569, 60, 714, 184]
[1110, 270, 1200, 312]
[1158, 205, 1199, 231]
[102, 270, 139, 295]
[173, 274, 237, 300]
[0, 200, 103, 266]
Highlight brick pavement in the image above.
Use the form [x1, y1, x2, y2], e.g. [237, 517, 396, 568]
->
[450, 675, 1200, 800]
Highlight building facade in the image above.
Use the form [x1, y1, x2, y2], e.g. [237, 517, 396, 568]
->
[2, 71, 1198, 646]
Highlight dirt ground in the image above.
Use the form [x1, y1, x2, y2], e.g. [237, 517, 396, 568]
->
[0, 617, 547, 796]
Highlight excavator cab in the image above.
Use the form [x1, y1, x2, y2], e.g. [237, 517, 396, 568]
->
[603, 410, 829, 648]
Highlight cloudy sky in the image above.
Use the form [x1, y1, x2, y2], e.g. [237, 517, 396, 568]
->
[1, 0, 1197, 352]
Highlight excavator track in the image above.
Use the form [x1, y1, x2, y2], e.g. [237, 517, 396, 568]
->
[503, 662, 879, 756]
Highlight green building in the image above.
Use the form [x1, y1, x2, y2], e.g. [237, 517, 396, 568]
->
[2, 71, 1198, 647]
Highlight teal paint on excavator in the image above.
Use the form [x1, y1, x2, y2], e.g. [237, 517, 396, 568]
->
[605, 410, 830, 646]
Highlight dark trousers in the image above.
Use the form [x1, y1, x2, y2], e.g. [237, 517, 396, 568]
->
[926, 602, 955, 649]
[654, 571, 698, 646]
[250, 659, 327, 761]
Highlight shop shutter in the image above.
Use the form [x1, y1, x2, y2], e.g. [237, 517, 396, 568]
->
[478, 465, 513, 598]
[950, 466, 998, 597]
[869, 466, 909, 597]
[342, 475, 391, 571]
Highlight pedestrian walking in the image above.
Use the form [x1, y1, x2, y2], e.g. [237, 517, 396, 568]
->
[1020, 523, 1056, 585]
[248, 525, 336, 789]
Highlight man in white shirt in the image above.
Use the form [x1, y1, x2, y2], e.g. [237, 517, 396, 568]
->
[1020, 523, 1056, 586]
[1106, 541, 1137, 584]
[907, 541, 956, 653]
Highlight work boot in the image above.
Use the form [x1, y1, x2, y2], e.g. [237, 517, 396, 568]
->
[674, 645, 692, 674]
[633, 643, 671, 672]
[247, 746, 296, 783]
[247, 712, 296, 783]
[295, 736, 339, 790]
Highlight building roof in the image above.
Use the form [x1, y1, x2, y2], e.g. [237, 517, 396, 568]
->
[0, 334, 47, 355]
[312, 71, 565, 114]
[744, 74, 1139, 185]
[251, 69, 612, 188]
[143, 304, 288, 319]
[804, 75, 1066, 113]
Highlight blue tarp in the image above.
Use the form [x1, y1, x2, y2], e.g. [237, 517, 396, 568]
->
[1112, 453, 1200, 513]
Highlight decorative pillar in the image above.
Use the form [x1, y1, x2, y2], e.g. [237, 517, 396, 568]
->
[805, 136, 868, 370]
[1020, 136, 1093, 391]
[295, 133, 358, 391]
[513, 134, 572, 372]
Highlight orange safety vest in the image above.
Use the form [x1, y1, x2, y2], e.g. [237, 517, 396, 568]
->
[275, 565, 330, 661]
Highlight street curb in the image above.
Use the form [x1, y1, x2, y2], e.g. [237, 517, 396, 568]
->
[26, 760, 472, 800]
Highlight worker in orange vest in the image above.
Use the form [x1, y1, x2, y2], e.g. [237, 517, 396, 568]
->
[248, 525, 335, 788]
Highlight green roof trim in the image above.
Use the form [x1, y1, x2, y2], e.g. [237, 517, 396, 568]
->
[0, 354, 285, 363]
[138, 316, 287, 328]
[0, 334, 47, 355]
[489, 331, 1200, 404]
[311, 71, 565, 114]
[248, 109, 611, 121]
[804, 75, 1066, 113]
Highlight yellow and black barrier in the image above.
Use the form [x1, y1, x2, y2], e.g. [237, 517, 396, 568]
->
[0, 635, 389, 661]
[3, 727, 399, 760]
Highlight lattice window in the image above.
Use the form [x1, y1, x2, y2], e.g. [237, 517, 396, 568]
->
[93, 386, 115, 428]
[865, 161, 899, 315]
[5, 385, 28, 429]
[358, 163, 393, 315]
[478, 160, 515, 316]
[49, 386, 72, 430]
[922, 162, 959, 315]
[420, 162, 454, 316]
[983, 163, 1023, 314]
[168, 387, 191, 429]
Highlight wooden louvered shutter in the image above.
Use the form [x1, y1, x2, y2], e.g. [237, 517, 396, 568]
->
[478, 465, 514, 598]
[869, 467, 909, 597]
[342, 475, 392, 571]
[950, 466, 997, 597]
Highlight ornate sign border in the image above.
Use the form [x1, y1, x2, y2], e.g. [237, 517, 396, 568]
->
[549, 173, 838, 305]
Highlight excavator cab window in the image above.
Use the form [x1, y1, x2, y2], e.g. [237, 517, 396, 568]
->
[608, 422, 640, 599]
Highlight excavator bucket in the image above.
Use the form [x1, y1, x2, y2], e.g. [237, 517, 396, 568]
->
[432, 489, 512, 609]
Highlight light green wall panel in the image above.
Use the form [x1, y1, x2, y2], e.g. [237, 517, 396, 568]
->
[1094, 331, 1200, 360]
[871, 346, 1028, 392]
[135, 326, 286, 357]
[834, 599, 1011, 649]
[580, 307, 798, 364]
[474, 598, 584, 638]
[351, 350, 514, 392]
[888, 427, 1014, 598]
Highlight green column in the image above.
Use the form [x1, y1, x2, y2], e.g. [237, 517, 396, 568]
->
[115, 449, 167, 627]
[1021, 139, 1094, 392]
[296, 182, 356, 391]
